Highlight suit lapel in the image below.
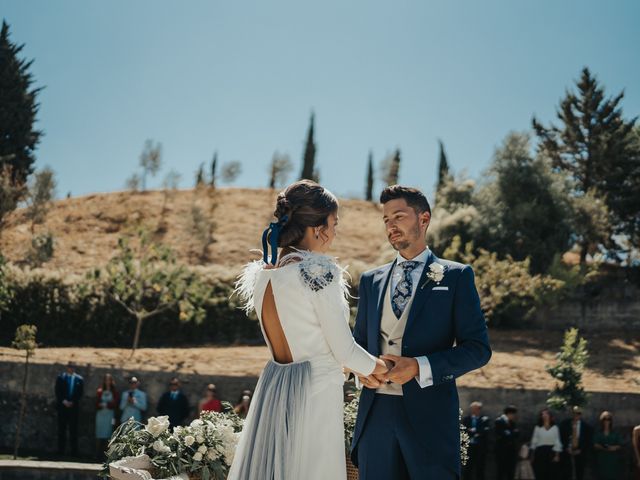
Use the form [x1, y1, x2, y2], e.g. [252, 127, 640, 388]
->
[370, 260, 395, 353]
[405, 250, 438, 334]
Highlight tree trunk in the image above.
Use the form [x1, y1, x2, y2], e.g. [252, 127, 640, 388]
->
[13, 352, 30, 459]
[130, 314, 144, 358]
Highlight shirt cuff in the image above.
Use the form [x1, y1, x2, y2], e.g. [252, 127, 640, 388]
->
[415, 356, 434, 388]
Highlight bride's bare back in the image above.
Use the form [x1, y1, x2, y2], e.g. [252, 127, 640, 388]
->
[261, 280, 294, 364]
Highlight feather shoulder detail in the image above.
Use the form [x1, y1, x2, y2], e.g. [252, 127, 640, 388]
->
[233, 259, 265, 314]
[280, 249, 352, 298]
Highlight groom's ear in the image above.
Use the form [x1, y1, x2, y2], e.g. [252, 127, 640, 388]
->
[420, 210, 431, 230]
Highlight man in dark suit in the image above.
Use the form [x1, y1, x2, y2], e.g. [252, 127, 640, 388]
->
[351, 186, 492, 480]
[462, 401, 491, 480]
[559, 406, 593, 480]
[157, 377, 190, 429]
[495, 405, 519, 480]
[54, 361, 84, 456]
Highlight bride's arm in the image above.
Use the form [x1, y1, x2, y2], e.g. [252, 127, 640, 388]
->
[302, 261, 384, 377]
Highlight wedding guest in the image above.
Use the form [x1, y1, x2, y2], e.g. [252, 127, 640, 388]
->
[157, 377, 190, 428]
[633, 424, 640, 480]
[514, 443, 535, 480]
[530, 408, 562, 480]
[462, 401, 490, 480]
[495, 405, 520, 480]
[95, 373, 119, 459]
[198, 383, 223, 414]
[593, 411, 623, 480]
[55, 361, 84, 456]
[559, 405, 593, 480]
[233, 389, 252, 419]
[119, 376, 147, 424]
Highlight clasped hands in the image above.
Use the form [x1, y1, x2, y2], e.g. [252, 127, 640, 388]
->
[358, 354, 419, 389]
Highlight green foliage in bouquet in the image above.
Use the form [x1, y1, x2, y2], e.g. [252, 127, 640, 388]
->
[103, 409, 243, 480]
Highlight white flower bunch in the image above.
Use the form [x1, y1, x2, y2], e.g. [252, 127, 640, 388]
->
[105, 408, 243, 480]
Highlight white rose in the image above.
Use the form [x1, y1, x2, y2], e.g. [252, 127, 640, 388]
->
[197, 445, 207, 454]
[193, 452, 203, 462]
[184, 435, 195, 447]
[196, 435, 205, 444]
[428, 263, 445, 282]
[145, 416, 170, 437]
[207, 447, 218, 460]
[190, 419, 204, 428]
[152, 440, 171, 453]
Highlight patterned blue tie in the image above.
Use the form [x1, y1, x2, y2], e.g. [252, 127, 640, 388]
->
[391, 261, 420, 319]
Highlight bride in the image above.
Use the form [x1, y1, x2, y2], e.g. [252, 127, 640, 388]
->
[229, 180, 389, 480]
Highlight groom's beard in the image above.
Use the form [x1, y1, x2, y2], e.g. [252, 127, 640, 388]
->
[389, 223, 421, 251]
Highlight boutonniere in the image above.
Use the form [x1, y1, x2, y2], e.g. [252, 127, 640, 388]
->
[420, 263, 446, 289]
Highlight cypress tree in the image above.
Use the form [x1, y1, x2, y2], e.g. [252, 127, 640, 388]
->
[195, 163, 205, 186]
[533, 67, 638, 262]
[365, 151, 374, 201]
[436, 139, 450, 191]
[210, 152, 218, 188]
[388, 148, 401, 185]
[300, 112, 316, 181]
[0, 20, 43, 185]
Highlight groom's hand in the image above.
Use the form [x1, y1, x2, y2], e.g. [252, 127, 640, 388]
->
[358, 374, 385, 389]
[380, 354, 419, 385]
[358, 358, 394, 389]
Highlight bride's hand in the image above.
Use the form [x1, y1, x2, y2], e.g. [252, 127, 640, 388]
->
[372, 357, 389, 375]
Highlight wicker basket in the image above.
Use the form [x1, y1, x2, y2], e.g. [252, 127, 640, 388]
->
[346, 451, 359, 480]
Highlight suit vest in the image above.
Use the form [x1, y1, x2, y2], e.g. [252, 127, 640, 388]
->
[376, 278, 415, 396]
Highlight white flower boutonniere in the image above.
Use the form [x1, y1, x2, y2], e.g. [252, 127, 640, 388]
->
[421, 263, 446, 289]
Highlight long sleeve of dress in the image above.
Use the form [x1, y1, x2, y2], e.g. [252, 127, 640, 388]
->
[531, 426, 540, 450]
[552, 426, 563, 452]
[307, 266, 377, 377]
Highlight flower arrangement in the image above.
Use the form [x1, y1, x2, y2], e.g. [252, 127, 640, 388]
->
[343, 390, 360, 451]
[103, 408, 243, 480]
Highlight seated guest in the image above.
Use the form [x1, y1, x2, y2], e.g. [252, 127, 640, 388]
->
[530, 409, 562, 480]
[120, 376, 147, 424]
[594, 411, 623, 480]
[198, 383, 223, 414]
[157, 377, 190, 428]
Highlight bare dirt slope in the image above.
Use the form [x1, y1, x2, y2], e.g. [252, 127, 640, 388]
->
[0, 187, 391, 273]
[1, 330, 637, 393]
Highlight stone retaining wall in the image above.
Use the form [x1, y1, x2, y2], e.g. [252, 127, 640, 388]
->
[1, 361, 639, 478]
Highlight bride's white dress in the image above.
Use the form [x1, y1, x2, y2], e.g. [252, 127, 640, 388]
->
[228, 250, 377, 480]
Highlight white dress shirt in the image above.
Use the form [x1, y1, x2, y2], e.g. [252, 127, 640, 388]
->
[391, 248, 434, 388]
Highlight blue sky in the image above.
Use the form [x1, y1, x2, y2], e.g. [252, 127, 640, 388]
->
[3, 0, 639, 201]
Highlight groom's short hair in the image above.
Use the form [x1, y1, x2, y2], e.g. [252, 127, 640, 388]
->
[380, 185, 431, 215]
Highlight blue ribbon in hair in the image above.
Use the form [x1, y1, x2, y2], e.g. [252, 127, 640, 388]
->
[262, 215, 288, 265]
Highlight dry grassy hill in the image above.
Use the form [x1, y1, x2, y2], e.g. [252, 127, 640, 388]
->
[0, 187, 394, 274]
[1, 188, 638, 393]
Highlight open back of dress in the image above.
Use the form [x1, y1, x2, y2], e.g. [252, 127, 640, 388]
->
[260, 280, 293, 364]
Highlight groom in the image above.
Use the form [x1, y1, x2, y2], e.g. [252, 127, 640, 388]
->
[351, 185, 491, 479]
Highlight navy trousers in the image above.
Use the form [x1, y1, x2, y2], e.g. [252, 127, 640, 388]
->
[357, 394, 458, 480]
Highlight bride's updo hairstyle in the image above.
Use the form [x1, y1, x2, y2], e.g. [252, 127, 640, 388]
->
[273, 179, 338, 248]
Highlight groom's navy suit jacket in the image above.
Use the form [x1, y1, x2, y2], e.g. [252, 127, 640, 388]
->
[351, 250, 491, 476]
